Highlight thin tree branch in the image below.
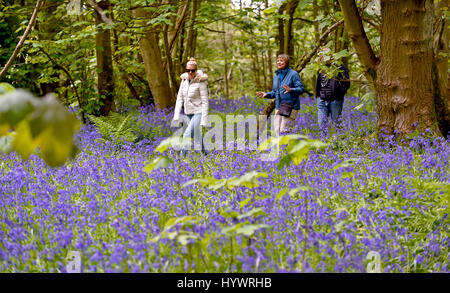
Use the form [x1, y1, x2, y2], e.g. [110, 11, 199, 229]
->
[88, 0, 114, 25]
[292, 17, 314, 24]
[338, 0, 378, 85]
[0, 0, 44, 80]
[362, 16, 381, 32]
[295, 20, 344, 72]
[163, 0, 191, 70]
[168, 0, 191, 54]
[203, 27, 226, 34]
[38, 47, 86, 123]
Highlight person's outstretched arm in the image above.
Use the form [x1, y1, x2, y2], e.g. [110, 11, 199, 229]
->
[256, 77, 276, 99]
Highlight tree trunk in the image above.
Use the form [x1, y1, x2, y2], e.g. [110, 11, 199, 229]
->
[376, 0, 436, 135]
[182, 0, 199, 64]
[313, 0, 319, 42]
[277, 0, 299, 55]
[94, 0, 115, 116]
[222, 21, 229, 99]
[338, 0, 378, 88]
[163, 24, 179, 100]
[133, 8, 174, 109]
[432, 0, 450, 138]
[38, 0, 60, 95]
[284, 0, 299, 57]
[111, 13, 142, 106]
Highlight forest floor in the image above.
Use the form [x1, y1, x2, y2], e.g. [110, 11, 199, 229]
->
[0, 96, 449, 272]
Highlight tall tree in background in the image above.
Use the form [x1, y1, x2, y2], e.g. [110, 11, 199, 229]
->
[133, 6, 174, 110]
[339, 0, 449, 137]
[38, 0, 60, 95]
[432, 0, 449, 138]
[181, 0, 200, 69]
[277, 0, 299, 56]
[93, 0, 115, 116]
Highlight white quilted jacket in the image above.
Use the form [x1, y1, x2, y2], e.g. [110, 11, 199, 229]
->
[173, 70, 209, 126]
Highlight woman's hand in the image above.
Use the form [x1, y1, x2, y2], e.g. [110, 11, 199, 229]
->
[256, 91, 266, 98]
[282, 85, 291, 94]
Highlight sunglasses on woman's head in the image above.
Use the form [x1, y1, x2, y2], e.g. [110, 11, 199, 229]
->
[186, 69, 196, 73]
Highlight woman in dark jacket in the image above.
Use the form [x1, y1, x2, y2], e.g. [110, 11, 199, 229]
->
[315, 48, 350, 136]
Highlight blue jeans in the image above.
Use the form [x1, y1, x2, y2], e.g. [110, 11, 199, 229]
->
[181, 113, 207, 155]
[317, 98, 344, 135]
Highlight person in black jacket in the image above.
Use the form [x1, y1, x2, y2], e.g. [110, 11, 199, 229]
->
[315, 48, 350, 136]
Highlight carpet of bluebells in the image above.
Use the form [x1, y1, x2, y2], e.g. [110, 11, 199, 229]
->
[0, 96, 449, 273]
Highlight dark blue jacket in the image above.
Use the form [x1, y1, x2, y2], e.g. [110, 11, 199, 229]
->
[315, 63, 350, 101]
[265, 67, 305, 110]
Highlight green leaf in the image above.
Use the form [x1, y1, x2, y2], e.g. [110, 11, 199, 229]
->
[276, 188, 288, 200]
[263, 6, 277, 14]
[0, 134, 14, 153]
[219, 209, 240, 219]
[237, 208, 266, 220]
[26, 94, 80, 167]
[239, 198, 252, 209]
[177, 233, 198, 246]
[12, 121, 38, 161]
[144, 156, 173, 173]
[163, 216, 199, 230]
[333, 49, 350, 60]
[290, 144, 310, 165]
[221, 223, 244, 235]
[341, 172, 355, 179]
[0, 89, 35, 135]
[226, 171, 268, 189]
[235, 224, 271, 237]
[333, 158, 359, 170]
[288, 186, 314, 198]
[182, 179, 199, 188]
[354, 103, 365, 111]
[277, 155, 292, 170]
[154, 136, 191, 153]
[0, 83, 15, 95]
[361, 92, 374, 103]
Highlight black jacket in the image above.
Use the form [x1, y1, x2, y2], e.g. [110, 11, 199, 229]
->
[315, 63, 350, 101]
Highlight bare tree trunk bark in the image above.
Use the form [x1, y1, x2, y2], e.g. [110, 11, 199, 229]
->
[222, 21, 229, 99]
[182, 0, 199, 64]
[133, 8, 174, 109]
[163, 24, 179, 100]
[313, 0, 319, 42]
[94, 0, 115, 116]
[338, 0, 378, 88]
[277, 3, 286, 55]
[376, 0, 436, 135]
[111, 13, 142, 106]
[432, 0, 450, 137]
[38, 0, 60, 95]
[284, 0, 299, 57]
[277, 0, 299, 56]
[164, 0, 191, 70]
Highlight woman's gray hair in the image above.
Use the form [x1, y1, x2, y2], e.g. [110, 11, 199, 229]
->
[277, 54, 290, 65]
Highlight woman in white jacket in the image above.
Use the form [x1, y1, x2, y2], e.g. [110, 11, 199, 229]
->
[172, 58, 209, 155]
